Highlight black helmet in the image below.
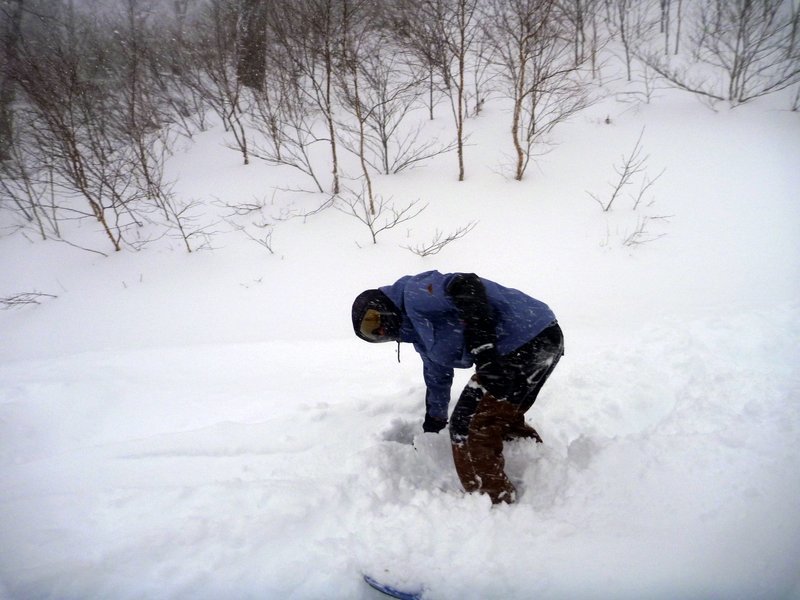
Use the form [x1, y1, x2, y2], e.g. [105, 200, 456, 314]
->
[352, 289, 401, 343]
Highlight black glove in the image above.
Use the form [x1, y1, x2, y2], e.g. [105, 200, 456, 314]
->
[422, 414, 448, 433]
[474, 349, 513, 399]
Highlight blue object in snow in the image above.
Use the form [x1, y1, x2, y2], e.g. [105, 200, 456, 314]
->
[363, 574, 423, 600]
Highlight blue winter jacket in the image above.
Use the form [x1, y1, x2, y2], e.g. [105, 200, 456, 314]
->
[380, 271, 556, 421]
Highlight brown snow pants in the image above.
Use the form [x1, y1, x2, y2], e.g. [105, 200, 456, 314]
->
[450, 323, 563, 504]
[451, 390, 521, 503]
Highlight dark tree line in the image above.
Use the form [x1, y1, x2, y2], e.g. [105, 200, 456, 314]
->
[1, 0, 797, 254]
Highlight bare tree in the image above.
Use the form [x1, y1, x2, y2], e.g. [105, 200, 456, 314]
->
[2, 1, 196, 253]
[336, 186, 426, 244]
[382, 0, 451, 120]
[557, 0, 606, 67]
[485, 0, 590, 181]
[111, 0, 177, 219]
[337, 0, 377, 211]
[250, 69, 329, 193]
[641, 0, 800, 105]
[659, 0, 670, 55]
[346, 47, 423, 175]
[465, 31, 496, 115]
[236, 0, 268, 90]
[147, 0, 212, 138]
[270, 0, 343, 194]
[0, 0, 24, 161]
[673, 0, 684, 54]
[188, 0, 251, 163]
[0, 135, 60, 240]
[447, 0, 480, 181]
[612, 0, 634, 81]
[161, 196, 220, 252]
[406, 0, 480, 181]
[336, 22, 456, 181]
[607, 0, 658, 81]
[587, 128, 664, 212]
[10, 9, 143, 252]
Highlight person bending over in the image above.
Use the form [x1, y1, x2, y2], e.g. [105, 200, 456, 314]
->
[352, 271, 563, 504]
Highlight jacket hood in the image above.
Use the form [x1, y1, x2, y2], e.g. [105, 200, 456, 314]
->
[351, 289, 401, 343]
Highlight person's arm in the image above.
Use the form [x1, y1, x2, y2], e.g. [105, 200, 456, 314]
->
[421, 354, 453, 432]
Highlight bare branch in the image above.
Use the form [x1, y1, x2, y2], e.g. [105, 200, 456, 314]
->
[623, 214, 672, 246]
[228, 218, 276, 255]
[402, 221, 478, 256]
[588, 128, 650, 212]
[0, 291, 58, 309]
[335, 188, 427, 245]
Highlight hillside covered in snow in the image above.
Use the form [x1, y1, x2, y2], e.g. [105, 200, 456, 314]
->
[1, 1, 799, 598]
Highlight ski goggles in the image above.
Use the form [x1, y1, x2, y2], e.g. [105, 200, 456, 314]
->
[359, 308, 393, 342]
[359, 308, 400, 342]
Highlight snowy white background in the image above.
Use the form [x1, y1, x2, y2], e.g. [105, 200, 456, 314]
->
[1, 64, 800, 598]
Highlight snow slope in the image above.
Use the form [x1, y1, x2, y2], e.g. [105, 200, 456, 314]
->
[1, 78, 799, 598]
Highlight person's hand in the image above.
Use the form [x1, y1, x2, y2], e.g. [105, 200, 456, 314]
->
[422, 414, 447, 433]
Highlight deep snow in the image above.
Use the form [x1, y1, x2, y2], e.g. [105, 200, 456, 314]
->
[1, 74, 799, 598]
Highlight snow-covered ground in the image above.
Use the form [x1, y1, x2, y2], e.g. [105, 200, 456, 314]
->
[1, 74, 799, 599]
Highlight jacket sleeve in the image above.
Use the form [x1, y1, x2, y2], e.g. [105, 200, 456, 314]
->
[445, 273, 497, 356]
[421, 354, 454, 421]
